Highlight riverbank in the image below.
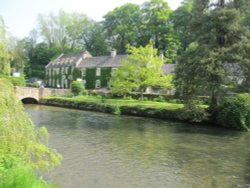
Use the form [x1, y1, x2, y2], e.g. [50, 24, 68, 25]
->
[40, 96, 209, 124]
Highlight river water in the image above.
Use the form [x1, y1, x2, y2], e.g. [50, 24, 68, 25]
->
[25, 104, 250, 188]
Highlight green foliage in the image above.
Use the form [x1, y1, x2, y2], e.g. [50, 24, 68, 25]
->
[103, 3, 142, 54]
[0, 17, 10, 75]
[0, 79, 62, 185]
[175, 0, 250, 108]
[0, 163, 55, 188]
[100, 68, 111, 88]
[0, 75, 25, 86]
[111, 43, 173, 98]
[178, 106, 209, 123]
[85, 68, 96, 89]
[71, 81, 84, 96]
[72, 68, 81, 80]
[217, 94, 250, 131]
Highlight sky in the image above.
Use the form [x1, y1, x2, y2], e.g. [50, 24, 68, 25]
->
[0, 0, 182, 38]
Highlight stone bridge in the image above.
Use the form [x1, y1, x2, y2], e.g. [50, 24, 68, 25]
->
[15, 86, 70, 103]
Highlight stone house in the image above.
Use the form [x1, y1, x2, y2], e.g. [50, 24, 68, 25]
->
[45, 49, 175, 90]
[45, 49, 126, 89]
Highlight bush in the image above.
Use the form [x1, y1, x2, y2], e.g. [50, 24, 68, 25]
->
[71, 81, 84, 96]
[0, 163, 55, 188]
[26, 83, 40, 88]
[178, 106, 209, 123]
[0, 75, 25, 86]
[217, 94, 250, 131]
[153, 96, 165, 102]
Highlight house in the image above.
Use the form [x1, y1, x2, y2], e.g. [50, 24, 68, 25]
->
[45, 49, 175, 90]
[45, 49, 126, 89]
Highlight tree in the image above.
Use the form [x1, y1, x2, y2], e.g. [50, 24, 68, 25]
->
[82, 22, 109, 56]
[8, 36, 26, 73]
[171, 0, 193, 52]
[175, 0, 250, 109]
[141, 0, 179, 61]
[103, 3, 142, 54]
[0, 16, 10, 75]
[37, 10, 94, 51]
[111, 43, 173, 99]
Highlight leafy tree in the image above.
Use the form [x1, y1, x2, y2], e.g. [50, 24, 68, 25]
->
[141, 0, 179, 61]
[8, 36, 26, 73]
[175, 0, 250, 109]
[111, 43, 173, 99]
[0, 16, 10, 75]
[83, 23, 109, 56]
[103, 3, 142, 54]
[171, 0, 193, 52]
[37, 10, 94, 51]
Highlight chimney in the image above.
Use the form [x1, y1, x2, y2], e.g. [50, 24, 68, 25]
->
[159, 52, 164, 60]
[111, 48, 117, 58]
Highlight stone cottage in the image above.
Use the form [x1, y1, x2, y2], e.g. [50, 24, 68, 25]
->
[45, 49, 175, 89]
[45, 49, 126, 89]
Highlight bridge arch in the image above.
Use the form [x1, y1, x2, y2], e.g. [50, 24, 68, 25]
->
[21, 97, 39, 104]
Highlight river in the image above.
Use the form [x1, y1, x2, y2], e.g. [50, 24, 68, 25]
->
[25, 104, 250, 188]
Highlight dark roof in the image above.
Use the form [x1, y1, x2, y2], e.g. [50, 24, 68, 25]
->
[162, 64, 175, 74]
[78, 55, 127, 68]
[46, 51, 92, 69]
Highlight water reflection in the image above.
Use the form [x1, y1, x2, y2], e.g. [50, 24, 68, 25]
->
[25, 105, 250, 188]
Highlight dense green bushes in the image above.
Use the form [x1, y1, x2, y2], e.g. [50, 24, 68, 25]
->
[0, 79, 61, 187]
[0, 75, 25, 86]
[216, 94, 250, 131]
[71, 81, 88, 95]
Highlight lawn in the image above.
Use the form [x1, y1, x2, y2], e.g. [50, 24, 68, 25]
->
[48, 95, 184, 110]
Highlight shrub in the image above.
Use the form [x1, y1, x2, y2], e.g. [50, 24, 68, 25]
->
[217, 94, 250, 131]
[71, 81, 84, 96]
[178, 106, 209, 123]
[26, 83, 40, 88]
[153, 96, 165, 102]
[0, 75, 25, 86]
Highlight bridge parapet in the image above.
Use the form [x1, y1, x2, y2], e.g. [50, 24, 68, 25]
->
[15, 86, 70, 102]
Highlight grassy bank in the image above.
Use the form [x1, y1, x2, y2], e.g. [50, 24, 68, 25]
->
[40, 95, 209, 123]
[0, 78, 61, 188]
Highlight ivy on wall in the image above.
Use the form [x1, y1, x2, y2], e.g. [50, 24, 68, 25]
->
[46, 66, 113, 89]
[100, 68, 112, 88]
[85, 68, 96, 89]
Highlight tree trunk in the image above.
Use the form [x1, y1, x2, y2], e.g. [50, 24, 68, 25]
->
[140, 89, 144, 101]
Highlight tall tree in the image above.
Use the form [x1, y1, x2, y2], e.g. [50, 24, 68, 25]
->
[175, 0, 250, 108]
[0, 16, 10, 75]
[111, 43, 173, 99]
[37, 10, 94, 51]
[141, 0, 179, 62]
[171, 0, 193, 52]
[81, 22, 109, 56]
[103, 3, 142, 54]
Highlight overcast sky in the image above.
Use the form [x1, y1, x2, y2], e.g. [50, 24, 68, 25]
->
[0, 0, 183, 38]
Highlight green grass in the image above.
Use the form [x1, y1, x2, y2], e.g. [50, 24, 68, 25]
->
[48, 95, 184, 110]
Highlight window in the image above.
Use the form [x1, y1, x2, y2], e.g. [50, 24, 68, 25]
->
[96, 68, 101, 76]
[82, 68, 86, 77]
[95, 80, 101, 89]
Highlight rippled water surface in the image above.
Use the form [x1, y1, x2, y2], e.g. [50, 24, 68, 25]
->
[25, 105, 250, 188]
